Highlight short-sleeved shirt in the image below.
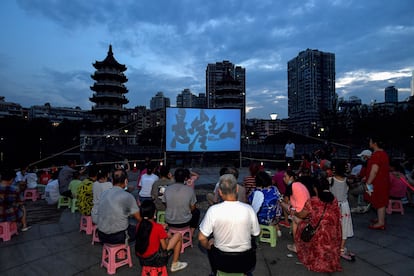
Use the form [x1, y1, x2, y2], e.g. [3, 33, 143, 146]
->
[138, 174, 159, 198]
[58, 165, 77, 193]
[151, 178, 173, 211]
[136, 221, 168, 258]
[199, 201, 260, 252]
[91, 181, 113, 224]
[285, 181, 310, 212]
[97, 186, 139, 234]
[68, 179, 82, 198]
[0, 184, 23, 222]
[45, 179, 60, 205]
[163, 183, 196, 224]
[77, 178, 94, 215]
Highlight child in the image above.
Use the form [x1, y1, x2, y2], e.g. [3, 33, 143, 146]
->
[135, 200, 188, 274]
[329, 160, 355, 261]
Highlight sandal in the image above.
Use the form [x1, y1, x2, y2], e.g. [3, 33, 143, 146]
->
[340, 249, 355, 262]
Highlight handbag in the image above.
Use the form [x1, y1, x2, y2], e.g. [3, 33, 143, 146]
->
[300, 203, 327, 242]
[138, 247, 172, 267]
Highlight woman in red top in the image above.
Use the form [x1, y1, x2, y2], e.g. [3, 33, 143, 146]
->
[135, 200, 188, 273]
[365, 136, 390, 230]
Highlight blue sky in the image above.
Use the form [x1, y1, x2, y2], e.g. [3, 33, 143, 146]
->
[0, 0, 413, 119]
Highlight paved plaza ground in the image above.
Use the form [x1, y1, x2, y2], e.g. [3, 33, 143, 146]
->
[1, 167, 414, 275]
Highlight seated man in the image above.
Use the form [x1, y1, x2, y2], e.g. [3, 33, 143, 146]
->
[97, 169, 141, 244]
[0, 168, 31, 231]
[198, 174, 260, 275]
[163, 168, 200, 236]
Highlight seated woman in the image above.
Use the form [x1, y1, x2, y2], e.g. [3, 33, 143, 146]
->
[389, 161, 408, 199]
[135, 200, 188, 273]
[249, 171, 283, 237]
[292, 178, 342, 273]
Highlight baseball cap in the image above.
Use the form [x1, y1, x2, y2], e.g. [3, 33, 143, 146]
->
[357, 149, 372, 157]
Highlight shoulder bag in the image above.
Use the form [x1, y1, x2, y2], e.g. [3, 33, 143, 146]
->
[300, 203, 327, 242]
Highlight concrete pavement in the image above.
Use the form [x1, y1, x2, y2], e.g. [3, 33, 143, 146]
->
[1, 167, 414, 275]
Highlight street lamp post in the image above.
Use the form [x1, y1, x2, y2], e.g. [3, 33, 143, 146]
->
[39, 137, 43, 159]
[270, 113, 278, 135]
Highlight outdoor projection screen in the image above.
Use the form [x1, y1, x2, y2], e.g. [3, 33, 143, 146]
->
[165, 107, 241, 152]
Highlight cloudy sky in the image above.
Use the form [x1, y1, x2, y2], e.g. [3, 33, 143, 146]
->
[0, 0, 413, 119]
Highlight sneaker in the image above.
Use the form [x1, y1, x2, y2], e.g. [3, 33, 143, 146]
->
[171, 261, 188, 272]
[277, 230, 282, 238]
[279, 220, 290, 228]
[21, 226, 32, 232]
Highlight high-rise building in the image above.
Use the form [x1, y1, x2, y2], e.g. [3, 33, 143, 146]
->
[206, 60, 246, 131]
[150, 92, 170, 111]
[385, 86, 398, 103]
[176, 88, 195, 107]
[287, 49, 336, 135]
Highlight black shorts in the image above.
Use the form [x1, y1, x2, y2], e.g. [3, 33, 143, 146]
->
[208, 245, 256, 274]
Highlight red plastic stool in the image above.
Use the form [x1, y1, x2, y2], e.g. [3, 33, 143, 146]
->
[168, 226, 193, 253]
[141, 266, 168, 276]
[24, 189, 39, 201]
[79, 215, 94, 235]
[91, 224, 100, 245]
[0, 221, 18, 242]
[101, 243, 133, 274]
[386, 199, 404, 215]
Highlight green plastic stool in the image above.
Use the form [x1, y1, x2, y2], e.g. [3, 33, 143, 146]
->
[217, 271, 244, 276]
[156, 210, 166, 224]
[57, 196, 72, 209]
[259, 224, 277, 247]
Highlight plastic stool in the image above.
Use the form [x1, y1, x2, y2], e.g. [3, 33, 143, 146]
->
[0, 221, 18, 242]
[259, 224, 277, 247]
[91, 224, 100, 245]
[57, 196, 72, 209]
[101, 243, 133, 274]
[141, 266, 168, 276]
[386, 199, 404, 215]
[79, 215, 94, 235]
[24, 189, 39, 202]
[217, 271, 244, 276]
[156, 210, 165, 224]
[71, 198, 78, 213]
[168, 226, 192, 253]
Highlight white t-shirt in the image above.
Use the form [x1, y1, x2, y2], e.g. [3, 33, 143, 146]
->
[45, 179, 60, 205]
[139, 173, 159, 197]
[91, 180, 113, 224]
[199, 200, 260, 252]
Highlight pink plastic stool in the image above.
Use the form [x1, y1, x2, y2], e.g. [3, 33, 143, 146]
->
[91, 224, 100, 245]
[386, 199, 404, 215]
[0, 221, 18, 242]
[101, 243, 133, 274]
[141, 266, 168, 276]
[79, 215, 94, 235]
[168, 226, 193, 253]
[24, 189, 39, 201]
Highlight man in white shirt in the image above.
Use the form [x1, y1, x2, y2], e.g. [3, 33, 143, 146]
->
[198, 174, 260, 275]
[284, 139, 295, 166]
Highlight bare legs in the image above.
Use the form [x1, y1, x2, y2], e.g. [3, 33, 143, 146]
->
[167, 232, 183, 263]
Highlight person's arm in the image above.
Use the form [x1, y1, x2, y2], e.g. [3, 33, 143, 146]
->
[366, 164, 379, 186]
[132, 211, 142, 222]
[198, 231, 213, 250]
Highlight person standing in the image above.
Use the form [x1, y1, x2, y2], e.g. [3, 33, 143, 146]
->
[97, 169, 141, 244]
[198, 173, 260, 275]
[58, 160, 84, 198]
[365, 135, 390, 230]
[284, 139, 295, 167]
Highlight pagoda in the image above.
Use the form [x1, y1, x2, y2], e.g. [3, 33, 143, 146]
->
[90, 44, 129, 126]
